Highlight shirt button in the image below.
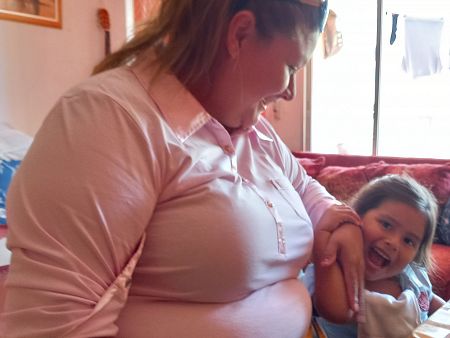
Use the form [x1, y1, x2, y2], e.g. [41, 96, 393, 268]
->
[266, 201, 273, 208]
[223, 145, 234, 154]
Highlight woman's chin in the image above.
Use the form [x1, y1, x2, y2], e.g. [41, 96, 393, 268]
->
[242, 114, 261, 130]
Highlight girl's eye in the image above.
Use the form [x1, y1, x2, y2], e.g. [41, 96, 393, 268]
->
[404, 237, 417, 247]
[380, 220, 392, 229]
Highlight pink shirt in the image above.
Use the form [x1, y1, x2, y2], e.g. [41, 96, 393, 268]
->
[1, 57, 336, 337]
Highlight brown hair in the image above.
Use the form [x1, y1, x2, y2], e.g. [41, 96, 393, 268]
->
[92, 0, 327, 87]
[351, 174, 438, 269]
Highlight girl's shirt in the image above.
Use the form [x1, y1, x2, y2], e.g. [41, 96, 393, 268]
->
[306, 264, 433, 338]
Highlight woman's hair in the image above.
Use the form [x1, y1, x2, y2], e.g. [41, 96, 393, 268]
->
[92, 0, 328, 86]
[350, 174, 438, 269]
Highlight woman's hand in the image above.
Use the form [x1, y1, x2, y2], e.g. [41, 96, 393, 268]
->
[323, 224, 365, 321]
[315, 203, 360, 233]
[315, 204, 365, 321]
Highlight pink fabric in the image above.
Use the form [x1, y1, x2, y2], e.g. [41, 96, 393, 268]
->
[314, 160, 450, 209]
[1, 57, 336, 337]
[364, 161, 450, 209]
[297, 156, 326, 178]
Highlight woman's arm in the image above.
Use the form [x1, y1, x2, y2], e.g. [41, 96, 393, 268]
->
[3, 90, 159, 337]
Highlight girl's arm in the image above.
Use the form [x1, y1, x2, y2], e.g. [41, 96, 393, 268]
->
[313, 224, 362, 323]
[429, 292, 446, 315]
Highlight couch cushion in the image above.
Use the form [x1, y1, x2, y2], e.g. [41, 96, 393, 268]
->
[298, 156, 326, 178]
[364, 161, 450, 210]
[429, 243, 450, 300]
[315, 161, 450, 206]
[315, 164, 370, 203]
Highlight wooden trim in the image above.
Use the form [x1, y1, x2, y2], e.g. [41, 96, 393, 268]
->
[0, 0, 62, 29]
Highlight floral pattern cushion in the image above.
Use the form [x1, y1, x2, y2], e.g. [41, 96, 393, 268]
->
[429, 243, 450, 300]
[364, 161, 450, 209]
[316, 164, 370, 203]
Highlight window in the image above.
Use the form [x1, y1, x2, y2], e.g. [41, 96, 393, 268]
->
[309, 0, 450, 158]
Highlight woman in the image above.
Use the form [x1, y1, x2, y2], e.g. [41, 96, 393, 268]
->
[2, 1, 363, 337]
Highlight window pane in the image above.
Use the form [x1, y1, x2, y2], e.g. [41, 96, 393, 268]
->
[310, 0, 377, 155]
[378, 0, 450, 159]
[310, 0, 450, 158]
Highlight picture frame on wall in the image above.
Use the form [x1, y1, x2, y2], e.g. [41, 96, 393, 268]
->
[0, 0, 62, 28]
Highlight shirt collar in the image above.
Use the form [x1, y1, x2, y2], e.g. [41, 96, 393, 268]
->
[131, 56, 274, 144]
[251, 125, 274, 142]
[131, 57, 211, 143]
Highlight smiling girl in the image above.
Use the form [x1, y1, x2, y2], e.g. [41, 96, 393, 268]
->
[309, 174, 446, 338]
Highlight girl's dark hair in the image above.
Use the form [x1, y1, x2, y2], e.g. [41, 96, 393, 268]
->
[92, 0, 327, 87]
[350, 174, 438, 269]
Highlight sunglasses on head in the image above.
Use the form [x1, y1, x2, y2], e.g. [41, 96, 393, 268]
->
[231, 0, 329, 32]
[297, 0, 329, 32]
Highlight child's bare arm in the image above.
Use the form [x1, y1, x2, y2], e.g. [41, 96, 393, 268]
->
[313, 227, 356, 323]
[429, 292, 445, 315]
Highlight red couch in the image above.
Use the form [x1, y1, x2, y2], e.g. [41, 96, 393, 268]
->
[293, 151, 450, 301]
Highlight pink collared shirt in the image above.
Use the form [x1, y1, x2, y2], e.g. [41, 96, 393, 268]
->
[2, 57, 336, 337]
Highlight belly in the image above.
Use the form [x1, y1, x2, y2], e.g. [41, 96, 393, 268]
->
[116, 278, 312, 338]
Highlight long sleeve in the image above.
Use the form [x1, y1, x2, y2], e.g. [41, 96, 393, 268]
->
[1, 88, 158, 337]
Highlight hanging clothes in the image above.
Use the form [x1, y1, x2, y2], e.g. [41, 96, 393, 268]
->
[401, 16, 444, 78]
[390, 13, 399, 45]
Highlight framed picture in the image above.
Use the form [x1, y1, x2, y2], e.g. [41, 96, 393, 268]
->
[0, 0, 62, 28]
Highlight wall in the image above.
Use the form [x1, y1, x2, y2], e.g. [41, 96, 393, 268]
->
[0, 0, 306, 150]
[0, 0, 128, 136]
[264, 70, 306, 151]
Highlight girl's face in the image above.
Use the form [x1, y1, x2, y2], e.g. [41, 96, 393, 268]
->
[361, 199, 426, 282]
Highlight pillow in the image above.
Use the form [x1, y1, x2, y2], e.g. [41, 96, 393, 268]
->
[315, 164, 370, 203]
[0, 159, 21, 226]
[0, 123, 32, 161]
[298, 156, 326, 178]
[315, 161, 450, 207]
[0, 124, 33, 227]
[429, 243, 450, 300]
[364, 161, 450, 209]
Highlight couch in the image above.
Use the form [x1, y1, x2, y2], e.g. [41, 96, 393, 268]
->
[293, 151, 450, 301]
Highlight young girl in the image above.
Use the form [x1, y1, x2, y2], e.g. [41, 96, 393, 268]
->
[307, 174, 446, 338]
